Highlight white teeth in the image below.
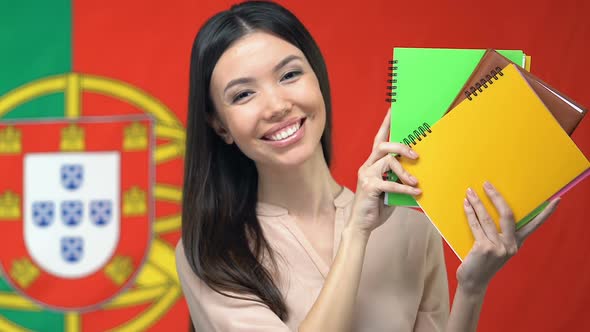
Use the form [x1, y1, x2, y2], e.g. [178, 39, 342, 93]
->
[267, 122, 301, 141]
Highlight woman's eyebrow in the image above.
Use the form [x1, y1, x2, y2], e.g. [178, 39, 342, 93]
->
[224, 77, 254, 94]
[273, 54, 302, 72]
[223, 55, 303, 94]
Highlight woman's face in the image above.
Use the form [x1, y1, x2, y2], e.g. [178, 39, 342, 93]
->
[209, 31, 326, 168]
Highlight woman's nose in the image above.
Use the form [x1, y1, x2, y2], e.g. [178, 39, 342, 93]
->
[263, 88, 292, 121]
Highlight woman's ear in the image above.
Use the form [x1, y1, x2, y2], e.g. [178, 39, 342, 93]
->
[208, 114, 234, 145]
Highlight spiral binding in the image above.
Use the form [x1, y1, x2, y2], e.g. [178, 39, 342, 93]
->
[386, 60, 398, 102]
[464, 66, 504, 101]
[402, 122, 432, 147]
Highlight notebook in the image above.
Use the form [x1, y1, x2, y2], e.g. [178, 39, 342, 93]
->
[386, 48, 527, 207]
[447, 49, 586, 135]
[441, 50, 588, 228]
[397, 64, 590, 261]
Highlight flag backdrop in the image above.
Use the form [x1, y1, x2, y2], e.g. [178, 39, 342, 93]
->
[0, 0, 589, 331]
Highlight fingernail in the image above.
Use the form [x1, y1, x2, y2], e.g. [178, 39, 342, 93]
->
[483, 181, 494, 191]
[413, 188, 422, 195]
[464, 198, 470, 207]
[409, 175, 418, 184]
[409, 149, 418, 158]
[467, 187, 476, 199]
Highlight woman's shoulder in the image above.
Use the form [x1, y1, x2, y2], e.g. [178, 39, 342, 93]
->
[175, 240, 206, 292]
[175, 240, 195, 284]
[175, 240, 187, 267]
[175, 241, 225, 302]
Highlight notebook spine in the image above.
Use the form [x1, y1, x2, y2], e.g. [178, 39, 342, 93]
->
[386, 59, 398, 102]
[464, 66, 504, 101]
[402, 122, 432, 147]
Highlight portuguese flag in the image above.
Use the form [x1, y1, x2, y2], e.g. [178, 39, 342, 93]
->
[2, 1, 590, 332]
[0, 1, 192, 330]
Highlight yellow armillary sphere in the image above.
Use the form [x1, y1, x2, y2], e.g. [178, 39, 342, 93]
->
[0, 72, 185, 332]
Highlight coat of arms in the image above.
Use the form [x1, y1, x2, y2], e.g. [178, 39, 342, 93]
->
[0, 116, 152, 310]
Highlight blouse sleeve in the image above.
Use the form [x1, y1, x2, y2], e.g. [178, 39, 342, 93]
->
[413, 220, 450, 332]
[175, 242, 293, 332]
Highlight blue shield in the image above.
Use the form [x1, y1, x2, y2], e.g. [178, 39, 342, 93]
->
[32, 201, 55, 227]
[61, 237, 84, 263]
[60, 164, 84, 190]
[90, 200, 112, 226]
[61, 200, 83, 226]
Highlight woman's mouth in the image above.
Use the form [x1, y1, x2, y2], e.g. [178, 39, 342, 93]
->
[261, 118, 306, 147]
[265, 121, 301, 141]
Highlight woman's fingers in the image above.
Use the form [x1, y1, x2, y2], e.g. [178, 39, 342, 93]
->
[366, 141, 418, 166]
[384, 153, 418, 186]
[372, 109, 391, 151]
[374, 177, 422, 196]
[483, 182, 517, 247]
[360, 154, 421, 196]
[374, 152, 420, 189]
[516, 198, 560, 246]
[357, 172, 420, 197]
[466, 187, 502, 245]
[464, 198, 487, 242]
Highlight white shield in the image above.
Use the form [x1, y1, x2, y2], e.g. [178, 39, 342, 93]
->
[24, 152, 120, 279]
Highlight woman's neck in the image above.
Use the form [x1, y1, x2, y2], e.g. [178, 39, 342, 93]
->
[256, 146, 341, 220]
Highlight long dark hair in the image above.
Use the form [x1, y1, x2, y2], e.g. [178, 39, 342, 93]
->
[181, 1, 332, 321]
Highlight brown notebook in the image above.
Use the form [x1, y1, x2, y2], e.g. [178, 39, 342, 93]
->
[447, 49, 586, 135]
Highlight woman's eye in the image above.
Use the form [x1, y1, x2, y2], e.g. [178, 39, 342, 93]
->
[232, 91, 254, 103]
[281, 70, 302, 82]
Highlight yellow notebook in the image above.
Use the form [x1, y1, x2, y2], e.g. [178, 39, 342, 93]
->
[399, 64, 590, 260]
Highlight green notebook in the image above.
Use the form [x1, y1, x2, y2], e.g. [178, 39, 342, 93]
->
[386, 48, 526, 207]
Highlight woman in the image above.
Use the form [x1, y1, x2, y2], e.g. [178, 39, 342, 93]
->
[176, 1, 560, 331]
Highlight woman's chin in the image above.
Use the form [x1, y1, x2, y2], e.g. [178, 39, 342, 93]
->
[260, 144, 324, 170]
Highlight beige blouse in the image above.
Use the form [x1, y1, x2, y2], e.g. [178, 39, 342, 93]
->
[176, 187, 449, 331]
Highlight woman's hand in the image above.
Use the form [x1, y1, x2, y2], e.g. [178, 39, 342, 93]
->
[349, 109, 422, 236]
[457, 181, 561, 294]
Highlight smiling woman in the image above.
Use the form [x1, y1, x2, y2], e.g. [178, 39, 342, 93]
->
[208, 33, 326, 166]
[176, 1, 561, 331]
[178, 1, 334, 326]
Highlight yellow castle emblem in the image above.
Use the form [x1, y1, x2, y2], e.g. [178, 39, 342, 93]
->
[60, 123, 85, 151]
[10, 258, 40, 289]
[105, 256, 134, 285]
[123, 186, 147, 216]
[0, 126, 22, 154]
[123, 121, 148, 151]
[0, 191, 21, 220]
